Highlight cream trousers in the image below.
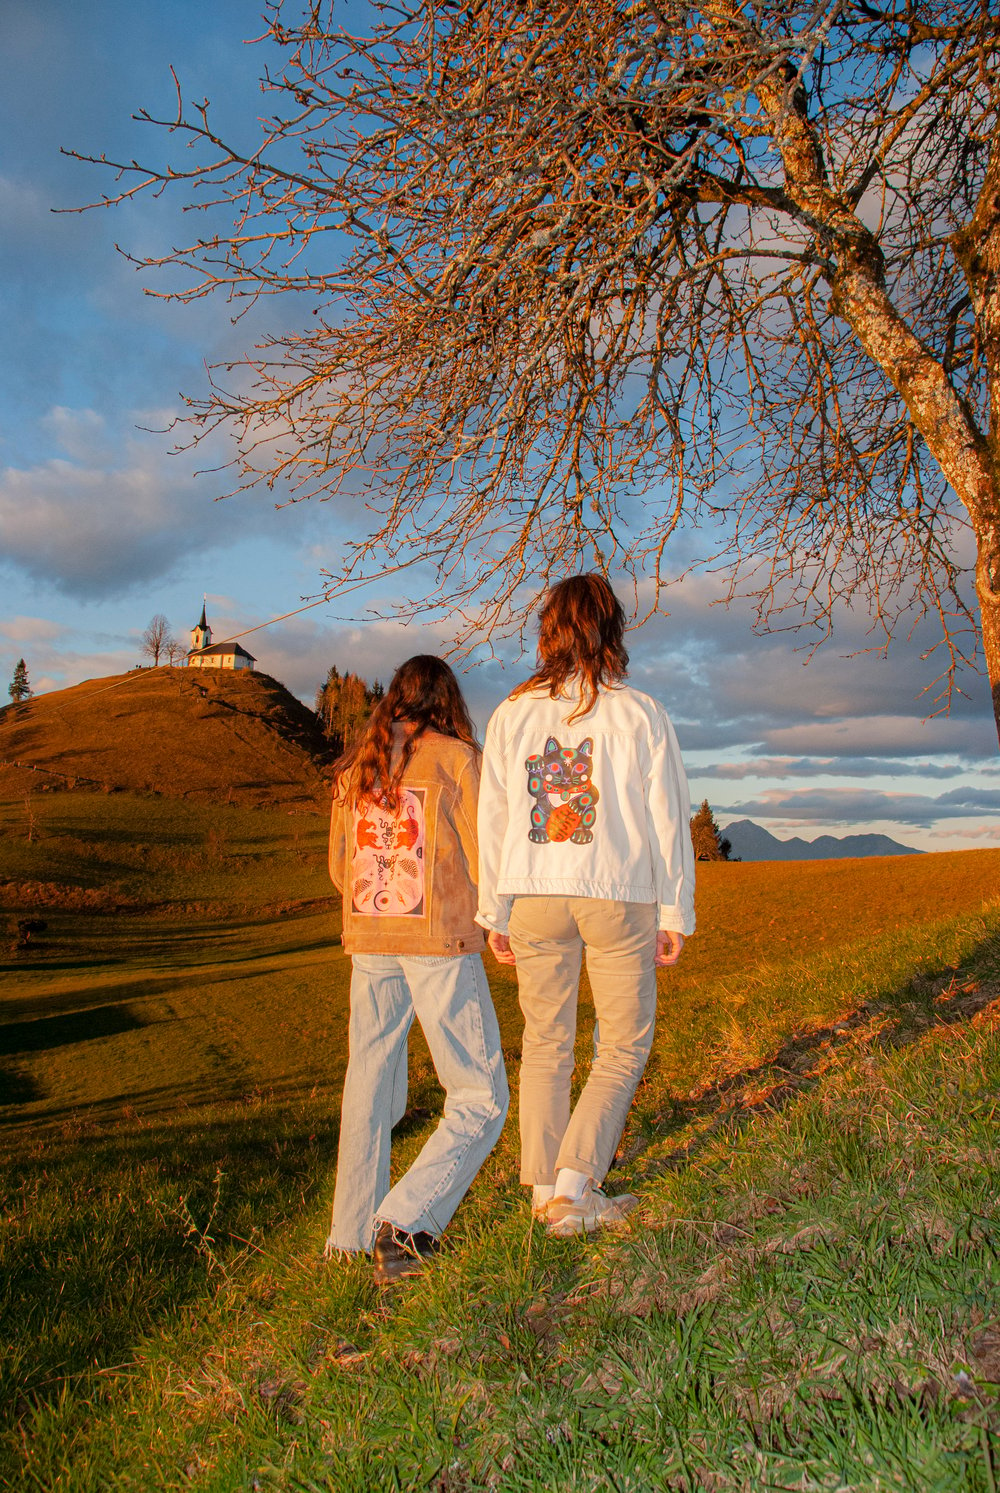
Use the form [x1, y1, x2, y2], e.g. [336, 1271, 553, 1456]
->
[508, 896, 657, 1186]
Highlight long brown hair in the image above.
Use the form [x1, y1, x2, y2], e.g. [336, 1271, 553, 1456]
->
[511, 574, 629, 721]
[332, 655, 478, 809]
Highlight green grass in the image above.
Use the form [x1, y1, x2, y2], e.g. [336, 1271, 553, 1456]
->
[2, 794, 999, 1490]
[0, 790, 330, 909]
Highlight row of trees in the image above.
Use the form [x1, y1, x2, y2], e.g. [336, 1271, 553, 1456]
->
[315, 666, 384, 754]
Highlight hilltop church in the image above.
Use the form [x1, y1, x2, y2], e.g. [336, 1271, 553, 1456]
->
[186, 603, 256, 672]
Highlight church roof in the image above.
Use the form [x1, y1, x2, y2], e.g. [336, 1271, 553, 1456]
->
[188, 641, 257, 661]
[197, 601, 208, 629]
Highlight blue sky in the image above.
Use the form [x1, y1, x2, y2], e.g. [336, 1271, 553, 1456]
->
[2, 0, 998, 851]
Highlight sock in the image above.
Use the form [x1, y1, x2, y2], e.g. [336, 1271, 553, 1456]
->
[532, 1183, 555, 1211]
[553, 1167, 590, 1202]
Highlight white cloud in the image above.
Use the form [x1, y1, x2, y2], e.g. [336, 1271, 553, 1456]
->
[926, 823, 1000, 844]
[759, 714, 996, 760]
[0, 413, 246, 597]
[720, 784, 1000, 828]
[0, 615, 66, 643]
[701, 754, 969, 781]
[0, 642, 138, 694]
[40, 407, 116, 464]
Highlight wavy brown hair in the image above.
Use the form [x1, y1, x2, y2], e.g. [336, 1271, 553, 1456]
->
[511, 574, 629, 721]
[332, 655, 478, 809]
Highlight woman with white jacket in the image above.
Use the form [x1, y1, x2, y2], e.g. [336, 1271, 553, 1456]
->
[476, 575, 695, 1237]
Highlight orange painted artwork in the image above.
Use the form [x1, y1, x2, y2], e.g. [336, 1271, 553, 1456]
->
[351, 789, 426, 916]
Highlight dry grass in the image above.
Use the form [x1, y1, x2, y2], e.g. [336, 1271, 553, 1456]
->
[0, 667, 333, 811]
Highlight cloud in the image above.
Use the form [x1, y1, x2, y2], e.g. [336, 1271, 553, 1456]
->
[926, 823, 1000, 844]
[0, 642, 139, 694]
[758, 714, 996, 759]
[701, 755, 970, 781]
[720, 784, 1000, 828]
[0, 409, 274, 598]
[620, 573, 994, 768]
[39, 407, 117, 464]
[0, 616, 66, 644]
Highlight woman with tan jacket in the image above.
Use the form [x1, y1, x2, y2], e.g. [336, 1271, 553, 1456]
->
[326, 656, 508, 1282]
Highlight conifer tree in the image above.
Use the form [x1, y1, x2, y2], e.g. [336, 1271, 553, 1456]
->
[8, 659, 31, 705]
[690, 800, 734, 862]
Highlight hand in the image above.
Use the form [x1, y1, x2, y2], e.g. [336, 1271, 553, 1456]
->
[655, 930, 685, 967]
[488, 930, 517, 966]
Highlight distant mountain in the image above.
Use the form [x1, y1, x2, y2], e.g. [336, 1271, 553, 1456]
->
[723, 818, 921, 862]
[0, 667, 334, 813]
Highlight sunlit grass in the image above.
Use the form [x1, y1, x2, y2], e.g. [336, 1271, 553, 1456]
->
[2, 792, 999, 1489]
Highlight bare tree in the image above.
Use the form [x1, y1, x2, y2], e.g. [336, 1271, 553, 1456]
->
[140, 614, 174, 667]
[165, 638, 188, 666]
[74, 1, 1000, 742]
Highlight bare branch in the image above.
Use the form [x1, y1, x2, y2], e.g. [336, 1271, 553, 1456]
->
[73, 0, 1000, 738]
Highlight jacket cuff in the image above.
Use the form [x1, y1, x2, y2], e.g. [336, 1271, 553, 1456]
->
[475, 903, 512, 935]
[659, 905, 695, 936]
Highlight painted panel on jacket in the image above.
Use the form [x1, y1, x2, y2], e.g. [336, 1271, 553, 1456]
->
[524, 736, 600, 844]
[351, 789, 426, 915]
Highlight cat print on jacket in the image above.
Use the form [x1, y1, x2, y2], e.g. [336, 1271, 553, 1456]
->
[525, 737, 600, 844]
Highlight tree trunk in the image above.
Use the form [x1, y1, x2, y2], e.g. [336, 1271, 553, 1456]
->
[975, 512, 1000, 748]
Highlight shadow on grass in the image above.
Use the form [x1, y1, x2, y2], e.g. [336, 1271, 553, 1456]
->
[0, 1001, 148, 1056]
[619, 934, 1000, 1180]
[0, 941, 340, 1028]
[0, 1067, 42, 1104]
[0, 1095, 343, 1445]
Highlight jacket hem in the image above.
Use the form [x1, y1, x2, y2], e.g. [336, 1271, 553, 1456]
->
[496, 877, 658, 902]
[341, 932, 487, 957]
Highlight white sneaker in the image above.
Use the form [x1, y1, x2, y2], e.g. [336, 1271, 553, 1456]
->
[531, 1185, 555, 1220]
[544, 1180, 639, 1238]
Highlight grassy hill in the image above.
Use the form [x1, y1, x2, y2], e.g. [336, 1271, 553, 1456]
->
[1, 789, 999, 1489]
[0, 667, 333, 812]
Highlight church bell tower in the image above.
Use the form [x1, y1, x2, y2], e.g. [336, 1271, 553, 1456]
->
[191, 601, 211, 652]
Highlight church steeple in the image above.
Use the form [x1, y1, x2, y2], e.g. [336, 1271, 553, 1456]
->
[191, 599, 211, 652]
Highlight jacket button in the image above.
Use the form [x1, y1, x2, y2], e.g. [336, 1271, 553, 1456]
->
[457, 939, 464, 950]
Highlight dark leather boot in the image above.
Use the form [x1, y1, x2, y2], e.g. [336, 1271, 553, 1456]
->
[372, 1221, 441, 1284]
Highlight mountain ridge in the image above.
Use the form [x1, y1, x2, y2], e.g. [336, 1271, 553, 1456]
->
[723, 817, 921, 861]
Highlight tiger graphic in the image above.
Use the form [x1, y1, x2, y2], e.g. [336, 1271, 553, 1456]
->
[351, 788, 426, 915]
[525, 736, 599, 844]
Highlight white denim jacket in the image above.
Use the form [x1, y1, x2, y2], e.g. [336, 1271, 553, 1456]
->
[476, 683, 696, 936]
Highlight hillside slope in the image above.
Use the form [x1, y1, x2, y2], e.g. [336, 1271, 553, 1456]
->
[0, 668, 333, 812]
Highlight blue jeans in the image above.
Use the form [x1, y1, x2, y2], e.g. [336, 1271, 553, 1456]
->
[326, 952, 508, 1254]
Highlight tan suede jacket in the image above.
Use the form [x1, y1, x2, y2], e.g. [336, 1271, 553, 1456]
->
[329, 729, 486, 957]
